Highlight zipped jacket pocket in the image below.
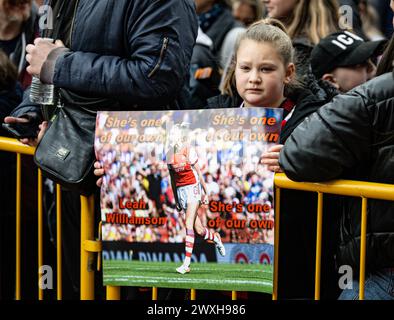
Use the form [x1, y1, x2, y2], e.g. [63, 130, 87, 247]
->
[148, 37, 169, 78]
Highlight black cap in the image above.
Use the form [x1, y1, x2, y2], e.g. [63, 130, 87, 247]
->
[310, 31, 386, 79]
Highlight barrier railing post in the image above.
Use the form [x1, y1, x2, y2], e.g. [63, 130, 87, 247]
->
[38, 169, 43, 300]
[107, 286, 121, 300]
[272, 187, 280, 300]
[16, 153, 21, 300]
[80, 195, 95, 300]
[56, 185, 62, 300]
[359, 197, 368, 300]
[314, 192, 323, 300]
[152, 287, 158, 300]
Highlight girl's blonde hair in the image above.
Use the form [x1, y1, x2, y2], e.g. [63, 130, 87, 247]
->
[287, 0, 340, 45]
[221, 18, 296, 97]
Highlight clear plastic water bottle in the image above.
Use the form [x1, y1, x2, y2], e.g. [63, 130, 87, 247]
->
[29, 75, 57, 105]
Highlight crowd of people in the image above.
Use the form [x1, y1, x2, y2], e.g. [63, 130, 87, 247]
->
[0, 0, 393, 300]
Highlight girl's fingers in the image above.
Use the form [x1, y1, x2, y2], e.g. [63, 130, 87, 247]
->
[96, 177, 103, 187]
[268, 144, 284, 152]
[269, 166, 283, 173]
[261, 152, 280, 159]
[261, 158, 280, 166]
[94, 168, 104, 177]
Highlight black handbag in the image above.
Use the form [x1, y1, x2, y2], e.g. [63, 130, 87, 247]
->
[33, 7, 102, 196]
[34, 102, 97, 196]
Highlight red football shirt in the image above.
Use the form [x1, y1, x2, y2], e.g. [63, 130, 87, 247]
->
[168, 146, 198, 187]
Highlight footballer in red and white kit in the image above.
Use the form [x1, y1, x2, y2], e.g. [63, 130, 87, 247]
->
[167, 145, 203, 211]
[166, 123, 225, 275]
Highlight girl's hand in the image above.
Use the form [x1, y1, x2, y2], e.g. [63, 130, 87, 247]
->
[94, 161, 104, 187]
[261, 144, 284, 173]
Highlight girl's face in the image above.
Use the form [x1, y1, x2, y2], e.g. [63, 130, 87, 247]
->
[263, 0, 298, 19]
[235, 39, 294, 108]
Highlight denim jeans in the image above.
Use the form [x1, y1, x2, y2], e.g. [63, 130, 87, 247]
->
[339, 269, 394, 300]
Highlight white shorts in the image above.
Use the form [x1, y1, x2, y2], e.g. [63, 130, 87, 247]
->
[177, 183, 201, 211]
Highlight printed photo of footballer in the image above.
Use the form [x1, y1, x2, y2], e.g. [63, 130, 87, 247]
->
[166, 122, 226, 275]
[95, 109, 282, 293]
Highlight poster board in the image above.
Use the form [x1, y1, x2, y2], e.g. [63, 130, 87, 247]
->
[95, 108, 282, 293]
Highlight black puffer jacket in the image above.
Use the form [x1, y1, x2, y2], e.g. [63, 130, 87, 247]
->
[280, 72, 394, 272]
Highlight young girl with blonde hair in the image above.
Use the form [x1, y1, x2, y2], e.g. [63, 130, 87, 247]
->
[210, 18, 327, 143]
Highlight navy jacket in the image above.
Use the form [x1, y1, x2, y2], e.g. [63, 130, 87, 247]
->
[12, 0, 198, 118]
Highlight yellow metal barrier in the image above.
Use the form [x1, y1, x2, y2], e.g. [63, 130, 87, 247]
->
[274, 174, 394, 201]
[0, 137, 35, 300]
[274, 173, 394, 300]
[190, 289, 196, 300]
[0, 137, 99, 301]
[359, 197, 368, 300]
[38, 169, 43, 300]
[152, 287, 158, 300]
[2, 136, 392, 301]
[80, 195, 95, 300]
[16, 153, 21, 300]
[314, 192, 323, 300]
[272, 187, 280, 301]
[107, 286, 121, 300]
[56, 185, 62, 300]
[0, 137, 35, 156]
